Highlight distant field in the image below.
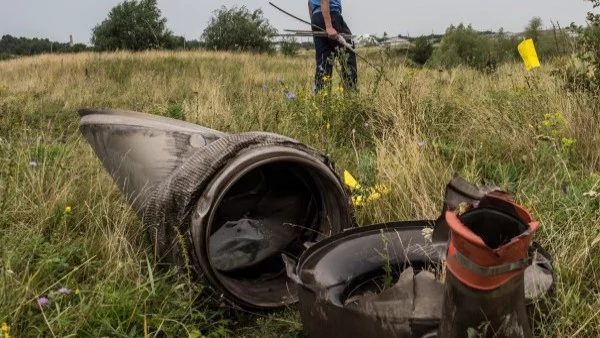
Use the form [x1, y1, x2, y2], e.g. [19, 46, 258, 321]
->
[0, 51, 599, 337]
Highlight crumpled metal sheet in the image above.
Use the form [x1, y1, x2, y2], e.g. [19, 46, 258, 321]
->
[288, 178, 554, 338]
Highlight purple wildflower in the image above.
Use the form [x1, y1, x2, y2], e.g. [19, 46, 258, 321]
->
[58, 288, 71, 295]
[262, 83, 268, 90]
[28, 161, 38, 168]
[286, 92, 296, 100]
[418, 141, 427, 148]
[37, 297, 49, 308]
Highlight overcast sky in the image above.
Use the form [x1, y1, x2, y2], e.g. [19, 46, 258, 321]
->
[0, 0, 595, 44]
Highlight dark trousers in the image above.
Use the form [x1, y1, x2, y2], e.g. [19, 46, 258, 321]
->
[311, 11, 358, 90]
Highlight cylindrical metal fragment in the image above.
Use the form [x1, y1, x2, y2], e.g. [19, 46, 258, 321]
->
[440, 193, 538, 338]
[78, 108, 354, 309]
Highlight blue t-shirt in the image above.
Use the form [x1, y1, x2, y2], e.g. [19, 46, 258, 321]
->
[310, 0, 342, 14]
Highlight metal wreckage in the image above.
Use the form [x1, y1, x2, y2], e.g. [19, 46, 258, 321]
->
[79, 108, 554, 338]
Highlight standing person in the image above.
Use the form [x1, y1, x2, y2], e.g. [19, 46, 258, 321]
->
[309, 0, 357, 91]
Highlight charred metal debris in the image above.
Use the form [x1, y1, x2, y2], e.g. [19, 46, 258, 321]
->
[80, 109, 554, 337]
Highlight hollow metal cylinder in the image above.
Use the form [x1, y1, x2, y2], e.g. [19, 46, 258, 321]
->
[78, 108, 354, 309]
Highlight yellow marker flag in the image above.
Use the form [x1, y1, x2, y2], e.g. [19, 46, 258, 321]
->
[518, 39, 541, 71]
[343, 170, 361, 190]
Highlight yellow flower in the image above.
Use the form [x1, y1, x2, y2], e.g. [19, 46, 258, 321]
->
[75, 288, 80, 295]
[322, 75, 329, 82]
[352, 195, 365, 207]
[561, 137, 576, 148]
[527, 124, 534, 129]
[2, 322, 8, 338]
[65, 206, 72, 214]
[337, 86, 344, 92]
[326, 123, 331, 130]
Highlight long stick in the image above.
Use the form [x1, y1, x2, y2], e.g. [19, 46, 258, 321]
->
[283, 29, 355, 38]
[277, 33, 355, 39]
[269, 2, 325, 32]
[269, 2, 395, 86]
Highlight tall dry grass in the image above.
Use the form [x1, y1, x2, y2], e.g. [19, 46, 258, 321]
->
[0, 50, 599, 337]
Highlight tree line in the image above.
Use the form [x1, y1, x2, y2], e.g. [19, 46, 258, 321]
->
[1, 0, 598, 86]
[0, 35, 89, 59]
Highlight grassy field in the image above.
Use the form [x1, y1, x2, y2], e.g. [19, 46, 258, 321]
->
[0, 50, 599, 337]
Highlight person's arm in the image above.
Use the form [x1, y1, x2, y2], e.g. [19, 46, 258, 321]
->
[320, 0, 338, 39]
[308, 2, 313, 17]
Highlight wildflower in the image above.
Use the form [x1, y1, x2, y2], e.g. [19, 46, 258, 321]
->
[344, 170, 390, 207]
[37, 297, 49, 308]
[561, 137, 576, 148]
[337, 86, 344, 92]
[286, 92, 295, 100]
[277, 78, 284, 85]
[58, 287, 71, 295]
[1, 322, 8, 338]
[262, 83, 267, 91]
[326, 123, 331, 130]
[364, 122, 369, 127]
[418, 141, 427, 148]
[28, 161, 38, 168]
[322, 75, 329, 82]
[65, 206, 72, 214]
[75, 288, 80, 295]
[527, 124, 534, 129]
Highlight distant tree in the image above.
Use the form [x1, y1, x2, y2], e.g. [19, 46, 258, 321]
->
[280, 37, 301, 56]
[202, 6, 277, 53]
[409, 36, 433, 65]
[525, 17, 544, 42]
[91, 0, 173, 51]
[429, 24, 500, 71]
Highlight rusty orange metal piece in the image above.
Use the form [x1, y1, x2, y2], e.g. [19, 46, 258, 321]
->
[446, 193, 540, 291]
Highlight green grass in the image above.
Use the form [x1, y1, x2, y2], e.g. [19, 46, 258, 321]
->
[1, 51, 599, 337]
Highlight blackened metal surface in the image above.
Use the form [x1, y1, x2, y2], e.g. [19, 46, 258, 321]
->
[293, 221, 442, 338]
[291, 178, 554, 338]
[292, 221, 553, 338]
[440, 273, 532, 338]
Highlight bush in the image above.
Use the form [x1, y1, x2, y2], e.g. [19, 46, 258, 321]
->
[280, 38, 301, 57]
[524, 18, 573, 61]
[202, 6, 277, 53]
[429, 24, 501, 71]
[559, 1, 600, 92]
[578, 1, 600, 89]
[409, 37, 434, 65]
